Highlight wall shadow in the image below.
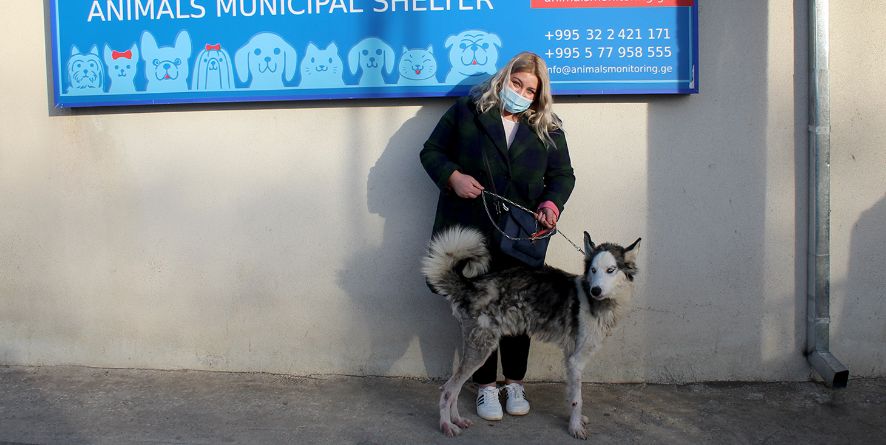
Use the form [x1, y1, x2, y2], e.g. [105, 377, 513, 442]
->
[336, 100, 461, 378]
[644, 3, 770, 381]
[839, 195, 886, 375]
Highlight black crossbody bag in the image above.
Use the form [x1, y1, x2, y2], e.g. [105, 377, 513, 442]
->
[481, 149, 555, 269]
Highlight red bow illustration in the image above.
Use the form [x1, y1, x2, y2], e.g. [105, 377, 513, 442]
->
[112, 49, 132, 60]
[205, 43, 221, 51]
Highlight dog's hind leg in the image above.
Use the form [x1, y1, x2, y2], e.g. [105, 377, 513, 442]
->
[439, 326, 498, 437]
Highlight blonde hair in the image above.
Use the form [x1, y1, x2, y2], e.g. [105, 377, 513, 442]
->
[470, 51, 562, 149]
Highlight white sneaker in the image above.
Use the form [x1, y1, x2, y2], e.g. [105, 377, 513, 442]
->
[476, 385, 503, 421]
[503, 383, 530, 416]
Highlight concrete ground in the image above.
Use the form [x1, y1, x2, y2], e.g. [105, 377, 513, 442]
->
[0, 366, 883, 445]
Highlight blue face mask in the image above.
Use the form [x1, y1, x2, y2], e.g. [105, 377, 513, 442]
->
[500, 85, 533, 114]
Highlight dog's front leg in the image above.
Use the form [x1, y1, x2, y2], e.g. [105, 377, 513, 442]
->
[566, 352, 590, 439]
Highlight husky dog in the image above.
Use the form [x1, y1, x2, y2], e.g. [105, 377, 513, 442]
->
[422, 226, 641, 439]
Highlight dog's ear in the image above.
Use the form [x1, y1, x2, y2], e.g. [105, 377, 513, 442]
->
[174, 30, 192, 58]
[382, 42, 395, 74]
[234, 38, 252, 83]
[348, 40, 365, 75]
[129, 43, 140, 61]
[444, 34, 457, 49]
[103, 44, 112, 61]
[427, 44, 433, 54]
[71, 45, 80, 56]
[583, 231, 595, 253]
[140, 31, 158, 60]
[624, 238, 642, 263]
[282, 39, 298, 81]
[89, 45, 99, 56]
[486, 32, 503, 49]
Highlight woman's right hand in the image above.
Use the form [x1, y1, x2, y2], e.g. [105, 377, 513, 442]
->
[448, 171, 485, 199]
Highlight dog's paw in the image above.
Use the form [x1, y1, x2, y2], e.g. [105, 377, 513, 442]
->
[569, 424, 589, 440]
[441, 422, 463, 437]
[453, 417, 473, 429]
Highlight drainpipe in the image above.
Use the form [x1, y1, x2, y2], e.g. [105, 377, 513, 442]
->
[805, 0, 848, 388]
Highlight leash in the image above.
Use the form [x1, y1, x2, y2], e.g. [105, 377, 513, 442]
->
[481, 190, 585, 255]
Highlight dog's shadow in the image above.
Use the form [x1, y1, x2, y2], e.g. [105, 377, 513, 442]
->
[336, 102, 461, 378]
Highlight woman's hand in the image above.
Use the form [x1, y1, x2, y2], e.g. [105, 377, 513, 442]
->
[536, 207, 558, 229]
[448, 171, 484, 199]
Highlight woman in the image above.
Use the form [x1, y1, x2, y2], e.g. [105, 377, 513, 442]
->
[420, 52, 576, 421]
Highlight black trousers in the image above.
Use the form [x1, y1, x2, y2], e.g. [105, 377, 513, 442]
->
[472, 334, 531, 385]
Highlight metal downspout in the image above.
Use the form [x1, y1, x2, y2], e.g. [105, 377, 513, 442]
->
[806, 0, 849, 388]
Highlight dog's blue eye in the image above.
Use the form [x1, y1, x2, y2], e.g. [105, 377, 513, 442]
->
[126, 65, 130, 69]
[328, 57, 333, 63]
[311, 57, 315, 63]
[362, 49, 368, 55]
[376, 49, 382, 55]
[274, 48, 281, 55]
[482, 43, 489, 49]
[254, 48, 261, 56]
[153, 59, 160, 66]
[174, 58, 181, 66]
[459, 43, 467, 50]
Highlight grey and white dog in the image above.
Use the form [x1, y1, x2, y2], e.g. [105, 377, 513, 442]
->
[422, 226, 641, 439]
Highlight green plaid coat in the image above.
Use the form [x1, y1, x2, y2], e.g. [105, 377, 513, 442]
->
[420, 96, 576, 241]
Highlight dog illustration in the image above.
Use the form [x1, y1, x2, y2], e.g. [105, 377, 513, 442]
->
[103, 43, 139, 94]
[192, 43, 235, 91]
[423, 226, 641, 439]
[347, 37, 395, 86]
[235, 32, 297, 90]
[397, 46, 439, 86]
[443, 30, 502, 85]
[140, 30, 192, 93]
[66, 46, 104, 95]
[299, 42, 345, 88]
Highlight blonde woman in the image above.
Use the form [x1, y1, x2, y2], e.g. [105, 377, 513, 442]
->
[420, 51, 576, 421]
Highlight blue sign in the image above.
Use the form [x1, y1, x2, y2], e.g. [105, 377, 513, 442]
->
[49, 0, 698, 107]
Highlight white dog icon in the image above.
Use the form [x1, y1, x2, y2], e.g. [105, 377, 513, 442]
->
[192, 43, 235, 91]
[444, 30, 502, 85]
[348, 37, 395, 86]
[235, 32, 297, 90]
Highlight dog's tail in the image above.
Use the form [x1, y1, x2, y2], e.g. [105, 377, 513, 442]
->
[422, 226, 491, 296]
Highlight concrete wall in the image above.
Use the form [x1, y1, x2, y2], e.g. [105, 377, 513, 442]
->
[1, 2, 882, 382]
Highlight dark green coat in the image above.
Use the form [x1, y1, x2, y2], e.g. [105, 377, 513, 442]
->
[420, 96, 576, 241]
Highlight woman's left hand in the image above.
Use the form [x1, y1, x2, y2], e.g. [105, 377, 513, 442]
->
[536, 207, 557, 229]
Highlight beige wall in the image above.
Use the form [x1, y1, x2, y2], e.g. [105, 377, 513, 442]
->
[1, 2, 882, 382]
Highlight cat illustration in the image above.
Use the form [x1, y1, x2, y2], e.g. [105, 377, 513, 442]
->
[66, 45, 105, 95]
[397, 46, 438, 85]
[299, 42, 345, 88]
[103, 43, 139, 94]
